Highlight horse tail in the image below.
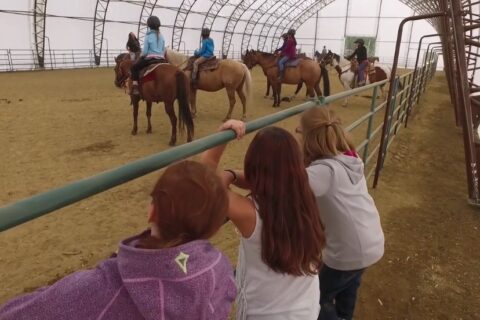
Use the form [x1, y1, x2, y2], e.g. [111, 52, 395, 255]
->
[294, 82, 303, 95]
[320, 65, 330, 96]
[175, 70, 194, 139]
[241, 63, 252, 107]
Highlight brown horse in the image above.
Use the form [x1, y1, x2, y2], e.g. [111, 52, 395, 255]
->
[242, 50, 330, 107]
[114, 54, 194, 146]
[166, 49, 251, 121]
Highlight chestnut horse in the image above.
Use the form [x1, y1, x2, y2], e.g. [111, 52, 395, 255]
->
[242, 50, 330, 107]
[114, 53, 194, 146]
[165, 49, 251, 121]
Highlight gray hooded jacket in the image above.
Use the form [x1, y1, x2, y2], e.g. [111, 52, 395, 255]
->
[307, 154, 384, 271]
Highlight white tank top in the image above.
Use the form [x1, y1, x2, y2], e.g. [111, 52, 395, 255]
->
[235, 208, 320, 320]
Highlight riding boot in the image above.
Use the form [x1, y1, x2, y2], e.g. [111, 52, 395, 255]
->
[278, 70, 284, 82]
[131, 81, 140, 95]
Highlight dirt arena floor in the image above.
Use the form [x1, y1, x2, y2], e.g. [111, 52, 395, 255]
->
[0, 67, 479, 319]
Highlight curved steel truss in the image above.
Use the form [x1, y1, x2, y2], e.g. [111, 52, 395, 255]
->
[240, 0, 290, 54]
[33, 0, 48, 68]
[221, 0, 256, 58]
[172, 0, 198, 50]
[201, 0, 229, 37]
[137, 0, 158, 46]
[256, 0, 302, 51]
[93, 0, 110, 65]
[270, 0, 335, 52]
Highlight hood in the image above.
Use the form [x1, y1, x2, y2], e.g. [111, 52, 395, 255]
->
[311, 153, 364, 185]
[116, 230, 223, 319]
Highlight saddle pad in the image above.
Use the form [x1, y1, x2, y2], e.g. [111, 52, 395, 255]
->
[285, 58, 301, 67]
[184, 56, 219, 72]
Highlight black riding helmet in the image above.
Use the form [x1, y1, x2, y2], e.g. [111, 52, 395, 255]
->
[201, 28, 211, 37]
[354, 38, 364, 46]
[287, 29, 296, 36]
[147, 16, 161, 30]
[281, 33, 288, 39]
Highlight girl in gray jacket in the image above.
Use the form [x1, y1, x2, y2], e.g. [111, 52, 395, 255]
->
[297, 107, 385, 320]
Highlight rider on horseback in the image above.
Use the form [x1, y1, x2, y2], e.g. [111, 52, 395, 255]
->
[275, 29, 297, 81]
[126, 32, 141, 62]
[130, 16, 166, 95]
[192, 28, 214, 83]
[347, 38, 368, 86]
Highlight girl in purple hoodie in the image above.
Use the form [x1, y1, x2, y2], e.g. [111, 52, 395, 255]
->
[0, 161, 236, 320]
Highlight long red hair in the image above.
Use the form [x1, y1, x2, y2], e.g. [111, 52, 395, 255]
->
[244, 127, 325, 276]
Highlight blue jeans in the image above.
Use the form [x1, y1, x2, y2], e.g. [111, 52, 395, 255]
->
[318, 265, 365, 320]
[278, 56, 289, 73]
[358, 60, 369, 83]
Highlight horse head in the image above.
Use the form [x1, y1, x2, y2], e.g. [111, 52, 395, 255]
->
[242, 49, 259, 69]
[114, 53, 131, 88]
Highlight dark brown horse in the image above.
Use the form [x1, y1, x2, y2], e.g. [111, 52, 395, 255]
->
[114, 54, 194, 146]
[242, 50, 329, 107]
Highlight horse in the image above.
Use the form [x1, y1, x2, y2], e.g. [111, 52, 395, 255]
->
[323, 51, 391, 107]
[242, 50, 330, 107]
[113, 53, 194, 146]
[165, 49, 251, 122]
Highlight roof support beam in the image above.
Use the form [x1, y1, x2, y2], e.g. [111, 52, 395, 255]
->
[93, 0, 110, 65]
[172, 0, 197, 50]
[137, 0, 158, 46]
[33, 0, 48, 68]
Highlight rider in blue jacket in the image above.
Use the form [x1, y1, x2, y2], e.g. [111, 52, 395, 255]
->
[192, 28, 214, 82]
[130, 15, 165, 95]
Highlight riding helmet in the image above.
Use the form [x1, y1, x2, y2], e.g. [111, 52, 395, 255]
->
[287, 29, 296, 36]
[201, 28, 211, 37]
[354, 38, 365, 45]
[147, 16, 161, 30]
[281, 33, 288, 39]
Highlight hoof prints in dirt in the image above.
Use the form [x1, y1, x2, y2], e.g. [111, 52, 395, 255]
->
[60, 98, 92, 103]
[68, 140, 116, 155]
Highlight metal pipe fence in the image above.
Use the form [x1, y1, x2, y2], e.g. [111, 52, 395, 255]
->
[0, 56, 439, 232]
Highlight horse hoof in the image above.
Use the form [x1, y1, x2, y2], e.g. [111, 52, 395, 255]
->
[169, 140, 176, 146]
[342, 104, 348, 108]
[131, 130, 137, 135]
[146, 128, 152, 134]
[241, 116, 247, 122]
[222, 117, 230, 123]
[264, 95, 269, 99]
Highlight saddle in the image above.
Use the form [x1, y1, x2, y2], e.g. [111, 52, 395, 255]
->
[139, 58, 168, 84]
[184, 56, 219, 72]
[285, 58, 302, 68]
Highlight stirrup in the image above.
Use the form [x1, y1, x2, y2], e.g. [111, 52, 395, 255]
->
[131, 85, 140, 95]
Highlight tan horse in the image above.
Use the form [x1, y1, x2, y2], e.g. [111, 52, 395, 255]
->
[242, 50, 330, 107]
[114, 54, 194, 146]
[166, 49, 251, 121]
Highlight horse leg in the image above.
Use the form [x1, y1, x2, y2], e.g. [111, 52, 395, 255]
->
[164, 101, 177, 146]
[224, 87, 236, 122]
[189, 89, 197, 118]
[236, 87, 247, 121]
[131, 95, 139, 135]
[146, 101, 152, 133]
[275, 82, 282, 108]
[265, 79, 270, 98]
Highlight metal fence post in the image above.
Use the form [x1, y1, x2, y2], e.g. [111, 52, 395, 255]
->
[363, 86, 379, 161]
[380, 76, 400, 170]
[7, 49, 13, 71]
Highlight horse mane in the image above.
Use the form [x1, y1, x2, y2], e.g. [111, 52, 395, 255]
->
[116, 53, 129, 61]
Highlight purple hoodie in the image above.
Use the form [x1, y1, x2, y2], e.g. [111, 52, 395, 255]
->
[0, 231, 236, 320]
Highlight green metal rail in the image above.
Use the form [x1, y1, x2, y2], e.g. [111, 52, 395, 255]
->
[0, 57, 439, 232]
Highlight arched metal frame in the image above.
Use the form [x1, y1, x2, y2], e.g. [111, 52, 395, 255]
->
[172, 0, 198, 50]
[201, 0, 230, 40]
[240, 0, 290, 54]
[137, 0, 158, 46]
[33, 0, 48, 68]
[256, 0, 306, 52]
[271, 0, 336, 52]
[221, 0, 257, 58]
[93, 0, 110, 65]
